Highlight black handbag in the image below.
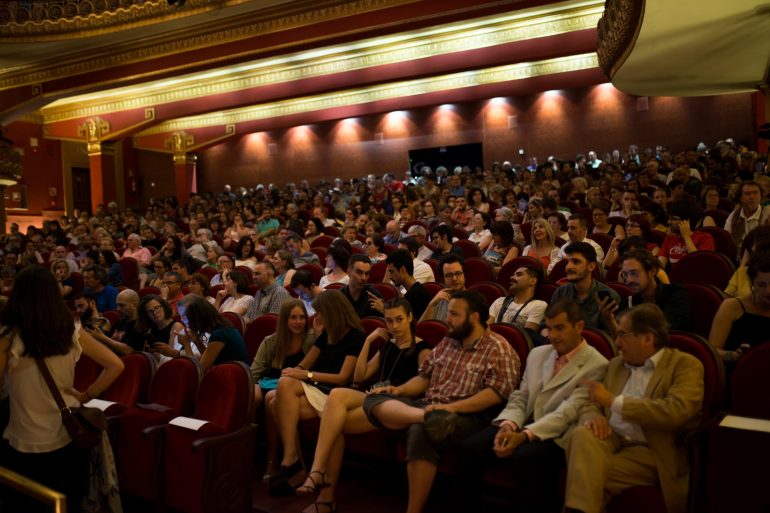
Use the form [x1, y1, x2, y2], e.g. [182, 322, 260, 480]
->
[34, 357, 107, 450]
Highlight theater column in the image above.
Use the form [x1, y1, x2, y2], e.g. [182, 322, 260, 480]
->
[87, 141, 117, 215]
[173, 153, 197, 205]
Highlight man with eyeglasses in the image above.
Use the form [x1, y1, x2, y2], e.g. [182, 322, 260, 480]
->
[617, 249, 691, 331]
[658, 198, 714, 268]
[419, 254, 466, 323]
[160, 271, 185, 316]
[340, 254, 383, 318]
[563, 304, 703, 513]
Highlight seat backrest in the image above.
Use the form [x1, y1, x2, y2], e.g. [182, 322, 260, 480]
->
[310, 246, 327, 263]
[234, 266, 254, 283]
[590, 232, 614, 254]
[371, 282, 399, 302]
[243, 313, 278, 362]
[582, 328, 618, 360]
[104, 352, 156, 407]
[119, 257, 140, 291]
[361, 316, 386, 337]
[463, 257, 494, 283]
[69, 272, 84, 297]
[221, 312, 244, 335]
[138, 286, 160, 298]
[468, 282, 506, 309]
[196, 266, 217, 280]
[195, 362, 252, 432]
[454, 239, 481, 259]
[310, 235, 335, 248]
[74, 354, 102, 392]
[520, 223, 532, 245]
[490, 323, 533, 374]
[415, 320, 448, 348]
[102, 309, 121, 329]
[668, 331, 725, 420]
[535, 282, 559, 303]
[681, 282, 723, 338]
[149, 356, 201, 417]
[732, 342, 770, 419]
[368, 261, 387, 283]
[605, 281, 633, 302]
[670, 251, 735, 290]
[421, 282, 445, 299]
[298, 263, 324, 285]
[323, 226, 340, 237]
[696, 226, 736, 262]
[496, 257, 545, 290]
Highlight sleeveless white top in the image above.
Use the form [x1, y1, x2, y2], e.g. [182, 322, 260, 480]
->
[3, 328, 82, 453]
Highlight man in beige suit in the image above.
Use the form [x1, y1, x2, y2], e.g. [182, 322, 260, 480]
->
[454, 299, 609, 513]
[564, 303, 704, 513]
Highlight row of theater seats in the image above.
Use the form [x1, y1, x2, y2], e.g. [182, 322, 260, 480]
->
[77, 312, 770, 513]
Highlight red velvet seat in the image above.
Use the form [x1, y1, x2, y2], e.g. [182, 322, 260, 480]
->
[731, 342, 770, 419]
[535, 282, 559, 303]
[310, 246, 327, 263]
[582, 328, 617, 360]
[371, 282, 399, 302]
[590, 232, 614, 254]
[496, 257, 545, 290]
[102, 309, 121, 329]
[696, 226, 736, 262]
[468, 281, 506, 308]
[421, 281, 445, 299]
[703, 209, 729, 228]
[233, 265, 254, 283]
[680, 282, 723, 338]
[138, 286, 160, 298]
[243, 313, 277, 362]
[325, 282, 345, 290]
[368, 261, 387, 283]
[196, 266, 217, 280]
[69, 271, 85, 297]
[162, 362, 256, 513]
[361, 316, 386, 337]
[605, 281, 633, 303]
[669, 251, 734, 290]
[323, 226, 340, 237]
[490, 323, 533, 374]
[415, 320, 448, 347]
[454, 239, 481, 259]
[298, 263, 324, 285]
[520, 223, 532, 245]
[463, 257, 494, 283]
[310, 235, 335, 248]
[74, 354, 102, 393]
[118, 357, 201, 502]
[452, 226, 469, 241]
[103, 352, 156, 417]
[119, 256, 141, 291]
[209, 284, 226, 298]
[221, 311, 244, 335]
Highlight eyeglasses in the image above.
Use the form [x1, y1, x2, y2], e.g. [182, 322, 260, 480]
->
[444, 271, 464, 280]
[615, 331, 637, 339]
[625, 223, 641, 228]
[619, 269, 642, 280]
[147, 306, 163, 314]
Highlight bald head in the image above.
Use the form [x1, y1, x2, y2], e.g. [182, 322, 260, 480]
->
[117, 289, 140, 318]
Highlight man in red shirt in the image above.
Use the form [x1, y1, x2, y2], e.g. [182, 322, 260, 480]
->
[658, 198, 714, 267]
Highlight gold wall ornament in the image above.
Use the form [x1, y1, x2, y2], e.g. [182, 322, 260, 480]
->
[596, 0, 645, 79]
[165, 131, 195, 155]
[77, 117, 110, 153]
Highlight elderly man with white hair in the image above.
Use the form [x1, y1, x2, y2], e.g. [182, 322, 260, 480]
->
[188, 228, 219, 263]
[407, 225, 433, 261]
[122, 233, 152, 267]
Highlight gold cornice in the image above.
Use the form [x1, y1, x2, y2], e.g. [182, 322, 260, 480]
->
[0, 1, 256, 42]
[136, 53, 598, 135]
[77, 117, 111, 153]
[41, 1, 603, 122]
[0, 0, 415, 90]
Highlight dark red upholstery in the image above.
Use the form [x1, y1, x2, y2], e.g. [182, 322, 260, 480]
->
[138, 286, 160, 298]
[703, 209, 729, 228]
[310, 235, 335, 248]
[421, 281, 445, 299]
[196, 267, 217, 280]
[102, 309, 121, 329]
[463, 257, 494, 283]
[298, 263, 324, 284]
[696, 226, 736, 262]
[310, 246, 327, 262]
[323, 226, 340, 237]
[535, 282, 559, 303]
[582, 328, 617, 360]
[233, 266, 254, 283]
[361, 316, 386, 337]
[496, 257, 545, 290]
[119, 257, 140, 290]
[368, 261, 387, 283]
[415, 320, 448, 347]
[490, 323, 533, 374]
[325, 282, 345, 290]
[118, 357, 201, 501]
[69, 271, 85, 297]
[221, 311, 244, 334]
[243, 313, 277, 362]
[163, 362, 255, 513]
[209, 284, 226, 298]
[74, 354, 102, 392]
[520, 223, 532, 245]
[468, 282, 506, 308]
[104, 352, 155, 416]
[680, 282, 723, 338]
[371, 282, 399, 302]
[454, 239, 481, 259]
[605, 281, 633, 302]
[668, 331, 725, 420]
[732, 342, 770, 419]
[452, 226, 469, 240]
[591, 232, 614, 254]
[669, 251, 734, 290]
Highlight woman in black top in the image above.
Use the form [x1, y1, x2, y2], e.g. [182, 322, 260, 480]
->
[136, 295, 185, 358]
[270, 290, 365, 492]
[295, 299, 431, 513]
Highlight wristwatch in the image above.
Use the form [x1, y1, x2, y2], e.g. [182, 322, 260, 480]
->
[306, 371, 314, 381]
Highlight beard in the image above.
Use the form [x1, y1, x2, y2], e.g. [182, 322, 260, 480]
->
[79, 308, 94, 324]
[448, 318, 474, 341]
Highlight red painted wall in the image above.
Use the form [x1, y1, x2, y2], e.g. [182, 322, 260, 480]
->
[197, 86, 755, 192]
[5, 121, 63, 213]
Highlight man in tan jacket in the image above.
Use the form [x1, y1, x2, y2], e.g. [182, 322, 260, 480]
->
[564, 303, 704, 513]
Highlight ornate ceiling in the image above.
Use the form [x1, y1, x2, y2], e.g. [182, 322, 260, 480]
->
[0, 0, 607, 154]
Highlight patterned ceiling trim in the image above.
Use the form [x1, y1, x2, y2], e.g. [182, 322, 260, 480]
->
[0, 0, 254, 41]
[42, 1, 603, 122]
[0, 0, 418, 89]
[135, 53, 598, 135]
[596, 0, 644, 78]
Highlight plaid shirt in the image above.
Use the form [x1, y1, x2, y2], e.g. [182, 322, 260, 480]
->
[247, 281, 290, 320]
[419, 331, 520, 405]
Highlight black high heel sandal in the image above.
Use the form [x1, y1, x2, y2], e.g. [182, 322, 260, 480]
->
[295, 470, 330, 495]
[268, 459, 304, 497]
[306, 500, 336, 513]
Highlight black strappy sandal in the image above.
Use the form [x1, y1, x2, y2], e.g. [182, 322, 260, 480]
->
[306, 500, 336, 513]
[295, 470, 330, 495]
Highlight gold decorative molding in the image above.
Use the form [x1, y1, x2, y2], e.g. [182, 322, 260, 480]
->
[77, 117, 110, 153]
[596, 0, 645, 79]
[41, 0, 603, 122]
[0, 0, 266, 41]
[165, 131, 195, 154]
[137, 55, 598, 135]
[0, 0, 416, 90]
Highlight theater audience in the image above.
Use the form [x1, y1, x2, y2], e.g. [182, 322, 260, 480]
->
[420, 254, 466, 322]
[658, 197, 715, 268]
[724, 180, 770, 250]
[214, 269, 253, 317]
[522, 218, 560, 270]
[483, 221, 520, 271]
[319, 245, 350, 289]
[549, 214, 605, 273]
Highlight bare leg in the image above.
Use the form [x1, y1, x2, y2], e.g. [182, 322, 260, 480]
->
[275, 377, 317, 467]
[406, 460, 437, 513]
[254, 384, 264, 411]
[369, 400, 425, 430]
